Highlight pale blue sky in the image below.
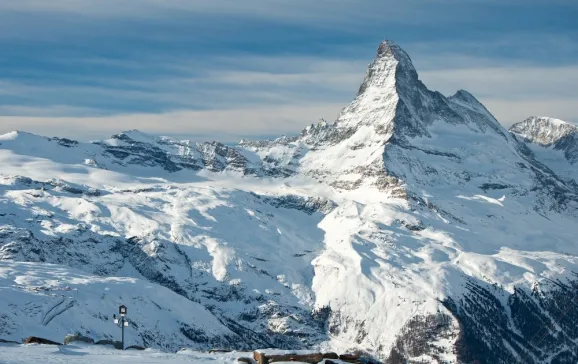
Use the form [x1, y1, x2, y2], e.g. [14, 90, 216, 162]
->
[0, 0, 576, 141]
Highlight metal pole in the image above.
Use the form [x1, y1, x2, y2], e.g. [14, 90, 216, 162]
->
[121, 316, 125, 350]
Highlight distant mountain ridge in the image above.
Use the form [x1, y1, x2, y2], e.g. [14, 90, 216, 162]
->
[1, 40, 577, 364]
[510, 116, 578, 184]
[510, 116, 577, 147]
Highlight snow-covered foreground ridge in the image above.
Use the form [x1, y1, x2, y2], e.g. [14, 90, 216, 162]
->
[0, 344, 359, 364]
[1, 40, 578, 364]
[0, 343, 252, 364]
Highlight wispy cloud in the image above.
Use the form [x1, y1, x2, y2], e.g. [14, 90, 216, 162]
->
[420, 65, 578, 125]
[0, 0, 576, 140]
[421, 66, 578, 101]
[0, 54, 365, 114]
[1, 48, 577, 139]
[0, 103, 344, 142]
[409, 34, 578, 69]
[0, 0, 483, 24]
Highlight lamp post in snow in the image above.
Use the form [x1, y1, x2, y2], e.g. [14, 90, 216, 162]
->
[112, 305, 128, 350]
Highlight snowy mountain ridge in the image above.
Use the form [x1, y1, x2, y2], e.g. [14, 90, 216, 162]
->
[510, 116, 578, 185]
[510, 116, 577, 146]
[1, 40, 578, 364]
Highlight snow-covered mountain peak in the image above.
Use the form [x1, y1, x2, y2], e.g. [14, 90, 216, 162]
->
[105, 129, 165, 144]
[0, 131, 21, 141]
[0, 130, 44, 141]
[509, 116, 577, 146]
[373, 39, 417, 81]
[376, 39, 416, 68]
[117, 129, 155, 139]
[376, 39, 406, 58]
[448, 89, 484, 109]
[374, 40, 416, 73]
[332, 40, 507, 144]
[328, 40, 417, 141]
[354, 40, 416, 99]
[509, 116, 578, 182]
[0, 130, 80, 152]
[243, 41, 546, 197]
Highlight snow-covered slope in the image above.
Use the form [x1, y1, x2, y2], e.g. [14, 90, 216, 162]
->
[0, 262, 237, 350]
[510, 116, 578, 184]
[0, 343, 255, 364]
[1, 40, 578, 364]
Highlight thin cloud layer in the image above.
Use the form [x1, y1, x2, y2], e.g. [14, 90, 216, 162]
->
[0, 0, 576, 140]
[0, 103, 344, 142]
[1, 60, 576, 142]
[0, 0, 504, 24]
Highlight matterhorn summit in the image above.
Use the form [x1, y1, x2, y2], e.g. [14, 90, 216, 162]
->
[1, 40, 577, 364]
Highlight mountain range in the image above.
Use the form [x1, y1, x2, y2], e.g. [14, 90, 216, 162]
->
[1, 40, 577, 364]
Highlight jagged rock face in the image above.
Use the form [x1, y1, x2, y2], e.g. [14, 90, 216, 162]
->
[95, 131, 294, 177]
[1, 41, 578, 363]
[510, 117, 578, 184]
[243, 41, 554, 202]
[511, 116, 578, 167]
[440, 275, 578, 364]
[510, 116, 578, 147]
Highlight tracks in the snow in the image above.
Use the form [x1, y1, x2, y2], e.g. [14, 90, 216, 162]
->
[42, 297, 75, 326]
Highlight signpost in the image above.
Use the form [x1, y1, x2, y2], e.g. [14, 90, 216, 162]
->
[112, 305, 128, 350]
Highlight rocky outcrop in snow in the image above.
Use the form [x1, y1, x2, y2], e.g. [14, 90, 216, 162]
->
[510, 116, 577, 147]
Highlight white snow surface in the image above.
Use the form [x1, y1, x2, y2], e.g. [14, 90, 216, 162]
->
[0, 261, 233, 349]
[0, 343, 353, 364]
[0, 40, 577, 361]
[0, 344, 255, 364]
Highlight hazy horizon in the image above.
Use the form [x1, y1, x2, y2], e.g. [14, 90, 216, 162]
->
[1, 0, 576, 142]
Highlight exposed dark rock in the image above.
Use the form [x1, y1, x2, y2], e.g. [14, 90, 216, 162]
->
[439, 275, 578, 364]
[253, 350, 323, 364]
[23, 336, 61, 345]
[323, 352, 339, 359]
[95, 339, 123, 349]
[126, 345, 146, 350]
[0, 338, 19, 344]
[259, 194, 336, 215]
[385, 313, 454, 363]
[49, 137, 79, 148]
[478, 183, 511, 192]
[340, 353, 361, 362]
[237, 357, 255, 364]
